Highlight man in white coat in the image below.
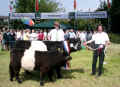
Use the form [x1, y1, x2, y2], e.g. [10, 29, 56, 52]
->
[48, 22, 64, 41]
[84, 25, 110, 76]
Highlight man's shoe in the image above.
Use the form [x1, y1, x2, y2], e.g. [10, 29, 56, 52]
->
[91, 72, 96, 75]
[97, 73, 102, 77]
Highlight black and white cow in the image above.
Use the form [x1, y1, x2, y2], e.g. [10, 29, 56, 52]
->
[9, 40, 72, 86]
[69, 38, 81, 51]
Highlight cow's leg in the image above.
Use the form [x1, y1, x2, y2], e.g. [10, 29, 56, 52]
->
[40, 72, 45, 86]
[15, 66, 22, 83]
[48, 69, 54, 82]
[9, 64, 15, 81]
[56, 67, 62, 79]
[25, 70, 32, 75]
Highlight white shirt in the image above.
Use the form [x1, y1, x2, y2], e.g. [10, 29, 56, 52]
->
[69, 32, 76, 38]
[80, 32, 86, 41]
[16, 32, 21, 39]
[92, 32, 109, 45]
[48, 29, 64, 41]
[30, 33, 38, 41]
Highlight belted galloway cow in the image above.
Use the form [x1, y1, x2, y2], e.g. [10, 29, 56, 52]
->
[9, 40, 72, 86]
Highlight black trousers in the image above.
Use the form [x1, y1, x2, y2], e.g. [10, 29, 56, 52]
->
[92, 44, 105, 75]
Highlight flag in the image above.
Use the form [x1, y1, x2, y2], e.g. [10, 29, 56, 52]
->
[35, 0, 40, 12]
[107, 0, 111, 8]
[9, 5, 13, 12]
[9, 0, 14, 13]
[74, 0, 77, 10]
[63, 41, 70, 55]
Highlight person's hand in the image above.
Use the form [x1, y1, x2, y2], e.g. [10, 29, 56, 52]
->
[105, 41, 111, 46]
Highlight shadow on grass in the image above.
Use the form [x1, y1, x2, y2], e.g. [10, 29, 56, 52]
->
[19, 68, 85, 83]
[0, 52, 7, 56]
[62, 68, 85, 79]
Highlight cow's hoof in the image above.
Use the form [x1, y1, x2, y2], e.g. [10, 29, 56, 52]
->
[17, 80, 22, 84]
[57, 76, 62, 79]
[10, 78, 13, 81]
[40, 82, 44, 86]
[49, 79, 54, 82]
[25, 71, 32, 75]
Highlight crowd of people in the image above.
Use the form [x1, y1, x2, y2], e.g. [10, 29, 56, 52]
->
[0, 28, 94, 51]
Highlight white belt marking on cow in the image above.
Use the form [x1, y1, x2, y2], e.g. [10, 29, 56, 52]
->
[21, 41, 47, 71]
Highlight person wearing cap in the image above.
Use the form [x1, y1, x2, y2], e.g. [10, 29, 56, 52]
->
[48, 22, 71, 70]
[48, 22, 64, 41]
[69, 29, 76, 39]
[30, 29, 38, 41]
[23, 29, 30, 40]
[84, 25, 110, 76]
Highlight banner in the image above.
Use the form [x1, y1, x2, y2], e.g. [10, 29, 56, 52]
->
[39, 13, 69, 19]
[10, 12, 107, 20]
[76, 11, 107, 19]
[10, 13, 35, 19]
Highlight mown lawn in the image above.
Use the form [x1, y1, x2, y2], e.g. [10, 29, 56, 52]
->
[0, 43, 120, 87]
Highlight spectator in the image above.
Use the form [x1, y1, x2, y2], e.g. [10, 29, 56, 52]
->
[30, 29, 38, 41]
[64, 30, 70, 40]
[48, 22, 64, 41]
[69, 29, 76, 39]
[43, 29, 47, 40]
[80, 31, 86, 42]
[0, 31, 2, 51]
[8, 29, 16, 49]
[2, 28, 9, 50]
[16, 30, 22, 40]
[38, 30, 44, 41]
[23, 29, 30, 40]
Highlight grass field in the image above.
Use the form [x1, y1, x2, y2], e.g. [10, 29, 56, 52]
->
[0, 43, 120, 87]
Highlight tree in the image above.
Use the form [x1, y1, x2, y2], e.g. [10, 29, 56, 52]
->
[111, 0, 120, 33]
[11, 0, 63, 29]
[15, 0, 62, 13]
[97, 0, 120, 33]
[96, 1, 109, 32]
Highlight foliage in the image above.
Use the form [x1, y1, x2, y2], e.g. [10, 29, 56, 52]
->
[15, 0, 62, 13]
[97, 0, 120, 33]
[110, 0, 120, 33]
[11, 0, 63, 29]
[109, 33, 120, 44]
[96, 1, 109, 32]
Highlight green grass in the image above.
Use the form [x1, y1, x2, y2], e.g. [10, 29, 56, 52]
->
[0, 43, 120, 87]
[109, 33, 120, 44]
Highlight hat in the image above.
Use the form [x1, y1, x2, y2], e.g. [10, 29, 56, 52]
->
[54, 21, 59, 26]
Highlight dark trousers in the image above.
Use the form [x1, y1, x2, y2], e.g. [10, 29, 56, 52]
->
[92, 45, 105, 75]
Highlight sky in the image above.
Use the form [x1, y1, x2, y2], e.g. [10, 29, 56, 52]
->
[0, 0, 106, 16]
[58, 0, 103, 12]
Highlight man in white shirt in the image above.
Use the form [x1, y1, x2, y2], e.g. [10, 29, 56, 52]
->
[69, 29, 76, 39]
[48, 22, 71, 70]
[48, 22, 64, 41]
[30, 30, 38, 41]
[84, 25, 110, 76]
